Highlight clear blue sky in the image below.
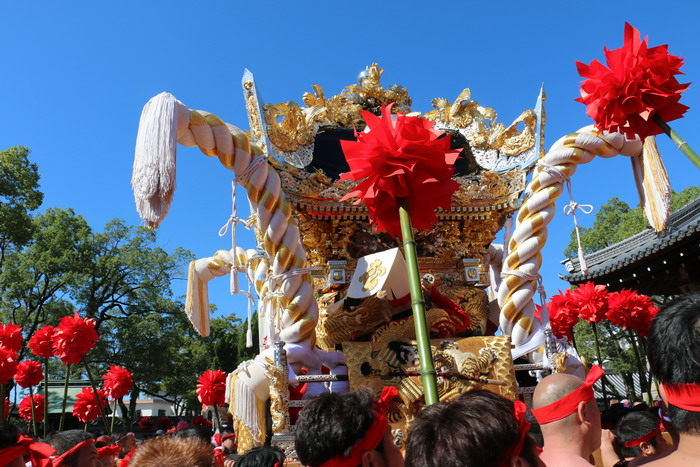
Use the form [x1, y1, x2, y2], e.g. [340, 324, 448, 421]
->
[2, 1, 699, 323]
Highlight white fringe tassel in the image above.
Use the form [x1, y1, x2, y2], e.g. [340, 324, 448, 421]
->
[132, 92, 181, 228]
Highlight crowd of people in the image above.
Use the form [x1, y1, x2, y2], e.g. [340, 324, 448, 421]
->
[0, 292, 697, 466]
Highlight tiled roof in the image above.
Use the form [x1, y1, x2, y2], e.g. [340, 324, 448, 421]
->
[560, 196, 700, 282]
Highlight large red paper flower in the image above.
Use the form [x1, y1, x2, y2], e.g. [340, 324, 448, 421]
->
[14, 360, 43, 388]
[571, 282, 609, 324]
[138, 416, 155, 432]
[19, 394, 45, 423]
[102, 365, 133, 400]
[192, 415, 212, 428]
[547, 290, 580, 340]
[0, 347, 18, 384]
[156, 416, 173, 430]
[196, 369, 227, 408]
[339, 105, 461, 237]
[72, 387, 107, 423]
[53, 312, 99, 365]
[607, 289, 659, 337]
[0, 323, 23, 353]
[28, 325, 56, 359]
[576, 23, 689, 139]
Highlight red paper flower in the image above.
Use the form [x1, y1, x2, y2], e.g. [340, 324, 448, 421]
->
[196, 370, 227, 408]
[72, 387, 107, 423]
[138, 416, 155, 432]
[192, 415, 212, 428]
[607, 289, 659, 337]
[53, 312, 99, 365]
[156, 416, 173, 430]
[576, 23, 690, 139]
[14, 360, 43, 388]
[28, 325, 56, 359]
[339, 105, 461, 237]
[19, 394, 45, 423]
[102, 366, 133, 400]
[0, 323, 23, 353]
[0, 347, 19, 384]
[571, 282, 609, 323]
[547, 290, 580, 340]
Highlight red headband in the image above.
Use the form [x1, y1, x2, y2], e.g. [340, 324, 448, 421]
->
[532, 365, 604, 425]
[505, 400, 531, 464]
[662, 383, 700, 412]
[0, 436, 55, 467]
[622, 425, 661, 448]
[97, 445, 121, 458]
[222, 433, 236, 442]
[318, 386, 397, 467]
[52, 439, 95, 467]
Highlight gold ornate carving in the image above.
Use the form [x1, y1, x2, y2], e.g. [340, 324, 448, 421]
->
[316, 295, 394, 350]
[265, 363, 290, 435]
[425, 89, 536, 157]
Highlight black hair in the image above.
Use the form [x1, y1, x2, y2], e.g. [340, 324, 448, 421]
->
[0, 423, 19, 449]
[174, 425, 213, 443]
[46, 430, 94, 455]
[616, 411, 660, 458]
[295, 388, 378, 466]
[405, 390, 538, 467]
[236, 445, 285, 467]
[220, 426, 235, 436]
[647, 292, 700, 434]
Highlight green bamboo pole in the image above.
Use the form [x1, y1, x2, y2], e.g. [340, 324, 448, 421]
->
[591, 323, 608, 403]
[59, 364, 70, 431]
[83, 359, 111, 435]
[111, 399, 117, 432]
[213, 404, 222, 431]
[652, 114, 700, 170]
[43, 357, 49, 438]
[29, 387, 38, 437]
[398, 198, 439, 406]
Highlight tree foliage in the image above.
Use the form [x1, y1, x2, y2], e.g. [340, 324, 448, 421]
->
[565, 186, 700, 256]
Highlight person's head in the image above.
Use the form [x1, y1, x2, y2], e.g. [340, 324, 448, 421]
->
[615, 411, 670, 459]
[129, 436, 213, 467]
[648, 292, 700, 435]
[532, 370, 602, 455]
[174, 425, 213, 443]
[220, 426, 237, 452]
[236, 446, 285, 467]
[295, 387, 404, 467]
[110, 431, 136, 454]
[0, 423, 24, 467]
[47, 430, 97, 467]
[405, 390, 541, 467]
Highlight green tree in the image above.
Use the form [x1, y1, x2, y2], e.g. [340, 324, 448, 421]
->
[0, 146, 43, 269]
[565, 186, 700, 256]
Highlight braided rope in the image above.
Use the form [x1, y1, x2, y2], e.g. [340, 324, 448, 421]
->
[497, 126, 643, 347]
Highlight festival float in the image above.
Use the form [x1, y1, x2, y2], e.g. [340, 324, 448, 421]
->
[130, 23, 695, 460]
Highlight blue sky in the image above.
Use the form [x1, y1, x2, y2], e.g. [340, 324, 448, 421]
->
[2, 1, 700, 322]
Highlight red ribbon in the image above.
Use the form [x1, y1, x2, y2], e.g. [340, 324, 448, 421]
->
[662, 383, 700, 412]
[507, 400, 531, 464]
[622, 425, 661, 447]
[318, 386, 397, 467]
[221, 433, 236, 442]
[52, 439, 95, 467]
[531, 365, 604, 425]
[0, 436, 55, 467]
[97, 445, 121, 458]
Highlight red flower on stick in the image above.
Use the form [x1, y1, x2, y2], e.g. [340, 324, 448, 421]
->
[0, 347, 18, 384]
[571, 282, 609, 323]
[28, 325, 56, 359]
[19, 394, 45, 423]
[607, 289, 659, 337]
[547, 290, 580, 340]
[196, 370, 227, 408]
[339, 105, 461, 237]
[102, 366, 133, 400]
[53, 312, 99, 365]
[72, 387, 107, 423]
[14, 360, 43, 388]
[192, 415, 212, 428]
[0, 323, 23, 353]
[576, 23, 689, 139]
[138, 416, 155, 432]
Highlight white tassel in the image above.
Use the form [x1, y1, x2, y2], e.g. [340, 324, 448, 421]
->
[246, 327, 253, 349]
[132, 92, 181, 228]
[578, 247, 589, 276]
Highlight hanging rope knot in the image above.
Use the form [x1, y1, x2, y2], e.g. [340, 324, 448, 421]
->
[561, 181, 593, 276]
[536, 161, 571, 184]
[218, 214, 252, 237]
[267, 268, 311, 290]
[563, 200, 594, 216]
[235, 155, 269, 187]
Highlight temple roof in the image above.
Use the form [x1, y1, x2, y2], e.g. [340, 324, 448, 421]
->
[560, 195, 700, 295]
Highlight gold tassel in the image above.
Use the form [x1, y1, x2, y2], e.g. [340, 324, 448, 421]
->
[631, 136, 671, 232]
